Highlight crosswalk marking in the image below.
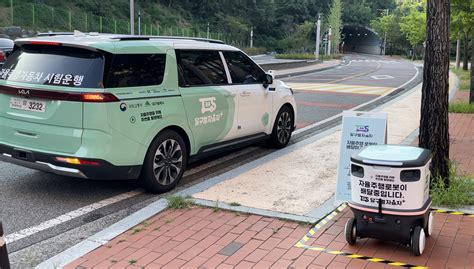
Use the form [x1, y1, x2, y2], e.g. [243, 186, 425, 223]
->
[288, 83, 394, 95]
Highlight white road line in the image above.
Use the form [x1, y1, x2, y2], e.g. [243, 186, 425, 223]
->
[5, 190, 142, 244]
[4, 146, 260, 244]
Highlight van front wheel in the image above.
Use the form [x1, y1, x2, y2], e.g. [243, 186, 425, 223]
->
[269, 106, 294, 148]
[141, 130, 187, 193]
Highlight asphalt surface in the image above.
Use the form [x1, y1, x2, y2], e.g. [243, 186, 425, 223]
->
[0, 53, 419, 268]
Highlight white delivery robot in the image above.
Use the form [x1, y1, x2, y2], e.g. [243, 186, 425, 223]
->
[345, 145, 433, 256]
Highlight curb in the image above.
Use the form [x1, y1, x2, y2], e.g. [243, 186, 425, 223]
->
[274, 62, 341, 79]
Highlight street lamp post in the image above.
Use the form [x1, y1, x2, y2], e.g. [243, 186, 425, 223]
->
[130, 0, 134, 35]
[250, 27, 254, 48]
[315, 14, 321, 60]
[138, 10, 141, 35]
[383, 9, 388, 55]
[327, 26, 332, 56]
[207, 22, 210, 39]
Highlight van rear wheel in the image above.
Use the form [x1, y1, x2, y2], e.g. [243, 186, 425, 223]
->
[141, 130, 187, 193]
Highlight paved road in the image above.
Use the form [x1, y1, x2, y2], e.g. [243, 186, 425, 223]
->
[0, 54, 419, 267]
[284, 54, 418, 127]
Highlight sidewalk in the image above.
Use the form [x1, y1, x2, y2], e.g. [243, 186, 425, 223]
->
[63, 205, 474, 269]
[40, 69, 474, 269]
[449, 91, 474, 176]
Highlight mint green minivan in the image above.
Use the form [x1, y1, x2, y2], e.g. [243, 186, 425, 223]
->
[0, 33, 297, 193]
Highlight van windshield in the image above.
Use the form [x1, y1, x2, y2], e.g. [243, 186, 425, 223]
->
[0, 45, 105, 88]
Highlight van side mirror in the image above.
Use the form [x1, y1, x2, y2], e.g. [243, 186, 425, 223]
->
[262, 73, 273, 88]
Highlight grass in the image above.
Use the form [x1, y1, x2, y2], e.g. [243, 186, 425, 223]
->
[274, 53, 343, 61]
[131, 227, 144, 235]
[213, 200, 220, 212]
[166, 195, 195, 209]
[449, 102, 474, 113]
[431, 165, 474, 208]
[229, 202, 241, 206]
[451, 68, 471, 91]
[242, 47, 267, 56]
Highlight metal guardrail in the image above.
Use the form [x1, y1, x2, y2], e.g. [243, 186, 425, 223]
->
[0, 222, 10, 269]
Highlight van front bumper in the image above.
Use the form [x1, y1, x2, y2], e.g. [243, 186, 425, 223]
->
[0, 143, 142, 180]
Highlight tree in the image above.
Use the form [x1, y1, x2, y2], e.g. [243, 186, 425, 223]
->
[327, 0, 343, 54]
[419, 0, 451, 184]
[451, 0, 474, 71]
[399, 2, 427, 60]
[342, 0, 374, 26]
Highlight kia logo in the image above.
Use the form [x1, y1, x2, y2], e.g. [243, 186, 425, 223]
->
[18, 89, 30, 95]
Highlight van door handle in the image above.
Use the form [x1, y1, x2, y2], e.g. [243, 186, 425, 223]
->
[240, 91, 251, 97]
[225, 93, 236, 98]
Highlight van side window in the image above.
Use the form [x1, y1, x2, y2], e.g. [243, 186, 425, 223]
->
[176, 50, 228, 87]
[106, 54, 166, 88]
[223, 51, 265, 84]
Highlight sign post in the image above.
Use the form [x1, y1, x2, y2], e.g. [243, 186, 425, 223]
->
[334, 111, 388, 204]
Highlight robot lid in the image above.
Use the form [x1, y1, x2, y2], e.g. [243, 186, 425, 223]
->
[351, 145, 432, 168]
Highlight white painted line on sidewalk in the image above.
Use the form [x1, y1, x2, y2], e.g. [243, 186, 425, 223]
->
[6, 190, 142, 244]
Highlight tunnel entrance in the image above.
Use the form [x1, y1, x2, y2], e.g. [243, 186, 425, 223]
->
[342, 25, 382, 55]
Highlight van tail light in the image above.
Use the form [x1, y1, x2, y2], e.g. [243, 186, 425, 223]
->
[79, 93, 119, 102]
[29, 41, 62, 46]
[56, 157, 101, 166]
[0, 51, 5, 62]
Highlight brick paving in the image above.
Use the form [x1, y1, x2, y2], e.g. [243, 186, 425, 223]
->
[66, 206, 474, 269]
[449, 91, 474, 176]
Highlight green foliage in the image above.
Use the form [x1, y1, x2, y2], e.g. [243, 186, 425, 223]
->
[431, 165, 474, 207]
[342, 0, 375, 26]
[399, 1, 426, 48]
[242, 47, 267, 56]
[278, 21, 315, 53]
[449, 102, 474, 113]
[327, 0, 343, 54]
[275, 53, 316, 60]
[166, 195, 195, 209]
[451, 0, 474, 39]
[452, 68, 471, 91]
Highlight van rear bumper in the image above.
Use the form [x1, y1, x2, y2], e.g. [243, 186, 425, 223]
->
[0, 143, 142, 180]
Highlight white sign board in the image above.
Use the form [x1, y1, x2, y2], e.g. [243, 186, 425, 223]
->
[334, 111, 388, 203]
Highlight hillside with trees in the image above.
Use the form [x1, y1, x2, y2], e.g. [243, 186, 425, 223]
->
[0, 0, 395, 53]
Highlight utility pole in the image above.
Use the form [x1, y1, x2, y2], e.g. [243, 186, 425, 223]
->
[138, 10, 141, 35]
[327, 26, 332, 56]
[383, 9, 388, 55]
[315, 13, 321, 60]
[207, 22, 210, 39]
[250, 27, 254, 48]
[130, 0, 134, 35]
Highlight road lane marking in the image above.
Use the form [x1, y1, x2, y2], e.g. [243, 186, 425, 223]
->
[5, 190, 142, 244]
[3, 146, 260, 244]
[289, 83, 393, 95]
[296, 101, 355, 109]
